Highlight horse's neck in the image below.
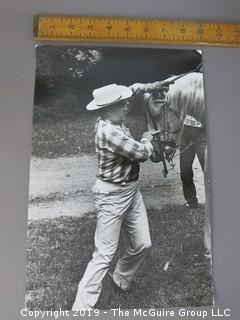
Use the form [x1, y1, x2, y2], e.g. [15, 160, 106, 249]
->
[167, 73, 205, 121]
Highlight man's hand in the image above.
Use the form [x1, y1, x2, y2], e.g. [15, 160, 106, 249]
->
[142, 130, 160, 142]
[152, 79, 175, 93]
[159, 78, 176, 86]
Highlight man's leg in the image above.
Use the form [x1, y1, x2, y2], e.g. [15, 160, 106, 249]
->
[113, 188, 152, 291]
[195, 129, 206, 171]
[180, 133, 198, 207]
[72, 193, 123, 310]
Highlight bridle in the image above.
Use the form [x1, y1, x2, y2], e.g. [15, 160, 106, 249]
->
[147, 93, 180, 177]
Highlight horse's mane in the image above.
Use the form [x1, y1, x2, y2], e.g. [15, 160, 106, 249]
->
[166, 72, 205, 121]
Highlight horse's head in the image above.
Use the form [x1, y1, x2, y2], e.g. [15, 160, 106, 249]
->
[147, 72, 204, 164]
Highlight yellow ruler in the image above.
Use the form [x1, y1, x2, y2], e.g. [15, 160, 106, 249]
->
[34, 15, 240, 47]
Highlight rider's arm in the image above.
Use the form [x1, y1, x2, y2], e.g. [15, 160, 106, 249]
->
[129, 78, 175, 95]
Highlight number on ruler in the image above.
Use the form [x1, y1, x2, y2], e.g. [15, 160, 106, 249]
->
[234, 29, 240, 37]
[216, 27, 222, 37]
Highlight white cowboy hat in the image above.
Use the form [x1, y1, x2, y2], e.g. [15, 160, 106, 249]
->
[86, 84, 133, 110]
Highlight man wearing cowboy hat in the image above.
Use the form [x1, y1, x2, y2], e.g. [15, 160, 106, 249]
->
[72, 82, 168, 310]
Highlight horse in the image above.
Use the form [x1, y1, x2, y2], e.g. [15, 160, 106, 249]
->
[132, 72, 211, 255]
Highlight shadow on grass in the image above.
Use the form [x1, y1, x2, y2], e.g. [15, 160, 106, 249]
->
[25, 204, 213, 310]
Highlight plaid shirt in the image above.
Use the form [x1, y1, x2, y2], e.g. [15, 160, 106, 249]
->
[95, 118, 153, 183]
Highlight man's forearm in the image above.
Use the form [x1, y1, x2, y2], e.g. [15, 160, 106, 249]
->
[108, 134, 153, 162]
[129, 78, 175, 95]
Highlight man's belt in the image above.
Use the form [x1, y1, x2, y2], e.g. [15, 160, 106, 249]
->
[184, 114, 203, 128]
[98, 176, 138, 185]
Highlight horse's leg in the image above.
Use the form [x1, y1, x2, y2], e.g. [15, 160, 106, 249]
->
[194, 132, 211, 255]
[203, 148, 211, 257]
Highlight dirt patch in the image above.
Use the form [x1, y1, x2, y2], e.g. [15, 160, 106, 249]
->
[28, 154, 205, 220]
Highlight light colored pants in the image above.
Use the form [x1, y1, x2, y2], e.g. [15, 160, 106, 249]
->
[72, 179, 152, 310]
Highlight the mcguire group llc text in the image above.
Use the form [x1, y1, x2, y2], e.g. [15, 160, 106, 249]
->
[21, 307, 231, 319]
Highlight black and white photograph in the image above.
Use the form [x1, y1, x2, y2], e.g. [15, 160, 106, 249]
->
[25, 46, 213, 310]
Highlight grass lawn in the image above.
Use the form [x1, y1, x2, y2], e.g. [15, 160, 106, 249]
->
[31, 112, 146, 158]
[25, 204, 212, 310]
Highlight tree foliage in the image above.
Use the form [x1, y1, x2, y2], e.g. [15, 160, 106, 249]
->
[35, 47, 102, 102]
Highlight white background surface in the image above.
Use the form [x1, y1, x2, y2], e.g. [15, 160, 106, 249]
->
[0, 1, 240, 319]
